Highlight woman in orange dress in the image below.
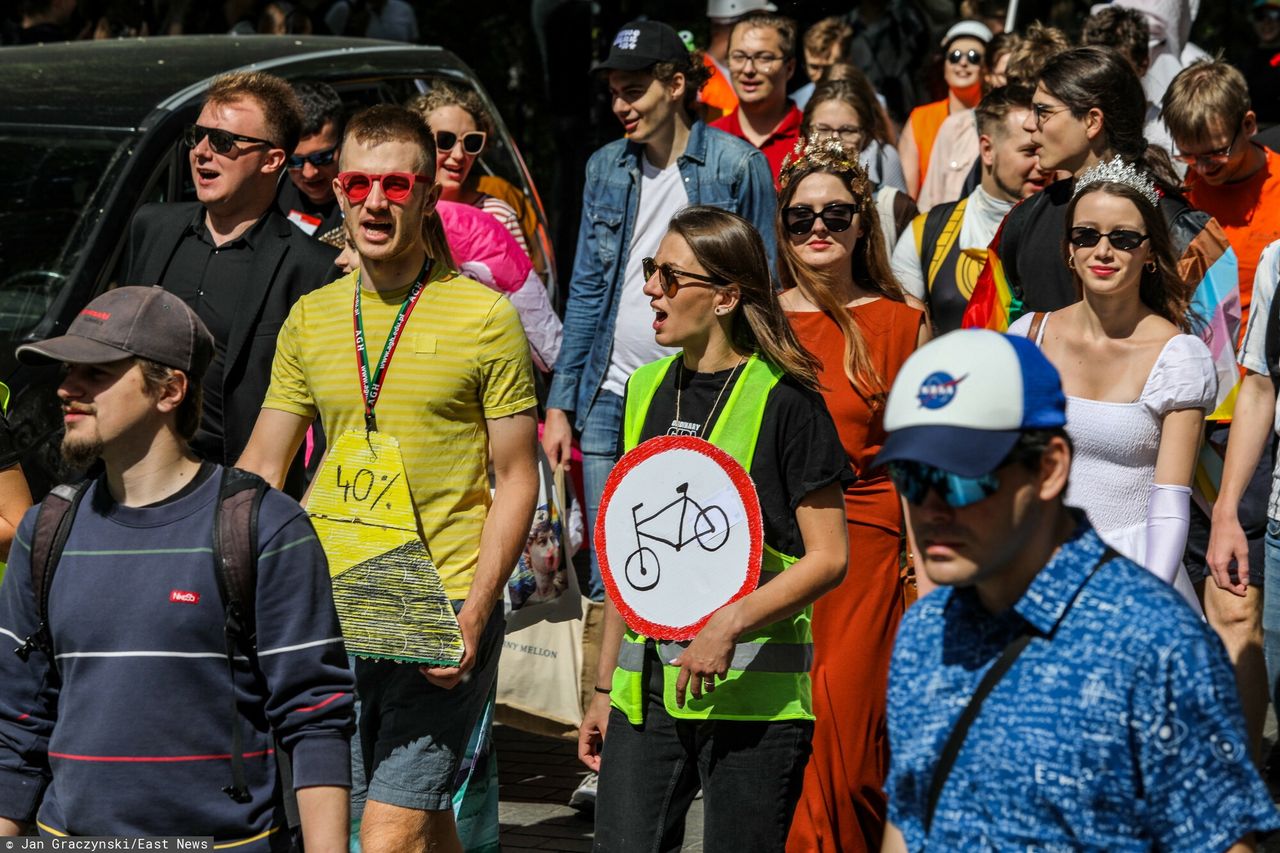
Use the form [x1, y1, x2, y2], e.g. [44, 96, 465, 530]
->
[778, 137, 929, 853]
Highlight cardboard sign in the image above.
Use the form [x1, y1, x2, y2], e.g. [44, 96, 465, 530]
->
[595, 435, 763, 640]
[307, 429, 463, 665]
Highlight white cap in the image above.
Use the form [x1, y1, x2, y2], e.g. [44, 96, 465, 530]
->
[940, 20, 994, 48]
[708, 0, 778, 21]
[876, 331, 1066, 476]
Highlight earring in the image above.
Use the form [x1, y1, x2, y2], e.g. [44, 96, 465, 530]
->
[1145, 259, 1156, 272]
[1066, 256, 1075, 270]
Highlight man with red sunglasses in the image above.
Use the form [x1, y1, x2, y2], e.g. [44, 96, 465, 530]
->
[238, 105, 539, 853]
[124, 72, 338, 497]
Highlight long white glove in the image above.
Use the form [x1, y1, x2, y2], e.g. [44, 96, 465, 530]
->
[1145, 483, 1202, 615]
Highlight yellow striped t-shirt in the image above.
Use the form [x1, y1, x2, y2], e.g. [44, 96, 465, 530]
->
[263, 266, 536, 598]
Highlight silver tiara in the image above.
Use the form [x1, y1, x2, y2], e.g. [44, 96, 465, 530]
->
[1072, 156, 1160, 208]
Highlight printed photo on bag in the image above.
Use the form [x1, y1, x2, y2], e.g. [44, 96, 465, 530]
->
[508, 505, 568, 609]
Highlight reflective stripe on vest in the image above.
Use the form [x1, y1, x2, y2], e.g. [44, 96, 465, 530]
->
[610, 354, 814, 724]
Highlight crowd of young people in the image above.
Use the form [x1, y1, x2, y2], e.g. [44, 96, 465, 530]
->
[4, 2, 1280, 851]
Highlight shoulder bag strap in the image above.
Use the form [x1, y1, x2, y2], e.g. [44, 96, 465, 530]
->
[923, 545, 1117, 834]
[1026, 311, 1048, 345]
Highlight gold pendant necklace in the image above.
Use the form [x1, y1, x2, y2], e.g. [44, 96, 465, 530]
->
[675, 356, 746, 439]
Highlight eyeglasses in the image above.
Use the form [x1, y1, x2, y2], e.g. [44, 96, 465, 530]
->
[337, 171, 432, 204]
[184, 124, 276, 154]
[729, 51, 784, 70]
[641, 257, 726, 298]
[947, 48, 984, 65]
[435, 130, 487, 156]
[887, 460, 1001, 509]
[1031, 103, 1070, 129]
[781, 202, 858, 235]
[287, 145, 339, 170]
[1068, 226, 1150, 252]
[1174, 128, 1241, 167]
[812, 124, 864, 145]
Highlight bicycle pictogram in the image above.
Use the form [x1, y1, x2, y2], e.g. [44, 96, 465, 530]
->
[624, 482, 730, 591]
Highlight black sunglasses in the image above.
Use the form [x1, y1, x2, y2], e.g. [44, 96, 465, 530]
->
[947, 48, 983, 65]
[184, 124, 276, 154]
[435, 130, 487, 156]
[1069, 226, 1150, 252]
[782, 203, 858, 236]
[287, 145, 339, 170]
[641, 257, 725, 298]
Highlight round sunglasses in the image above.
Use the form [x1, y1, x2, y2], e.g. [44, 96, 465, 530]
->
[887, 460, 1001, 509]
[641, 257, 726, 298]
[947, 48, 983, 65]
[436, 130, 487, 156]
[184, 124, 276, 155]
[337, 171, 432, 204]
[1068, 226, 1150, 252]
[782, 203, 857, 236]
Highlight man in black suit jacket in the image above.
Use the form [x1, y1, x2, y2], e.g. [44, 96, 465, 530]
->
[125, 71, 337, 488]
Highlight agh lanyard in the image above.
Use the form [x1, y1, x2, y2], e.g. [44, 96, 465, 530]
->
[353, 261, 429, 432]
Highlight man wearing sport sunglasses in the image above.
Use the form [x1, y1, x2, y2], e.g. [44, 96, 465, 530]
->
[278, 81, 347, 240]
[875, 330, 1280, 853]
[125, 71, 338, 484]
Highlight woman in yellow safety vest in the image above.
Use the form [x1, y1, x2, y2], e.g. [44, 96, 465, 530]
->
[577, 205, 851, 851]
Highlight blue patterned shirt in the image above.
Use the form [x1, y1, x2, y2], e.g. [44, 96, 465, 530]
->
[886, 521, 1280, 851]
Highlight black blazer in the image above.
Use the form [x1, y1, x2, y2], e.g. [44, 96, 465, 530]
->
[124, 202, 338, 468]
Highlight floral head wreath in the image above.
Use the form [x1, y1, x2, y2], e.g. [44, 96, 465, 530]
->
[779, 133, 872, 203]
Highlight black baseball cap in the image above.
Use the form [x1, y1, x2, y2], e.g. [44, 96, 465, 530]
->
[17, 286, 215, 379]
[596, 21, 689, 72]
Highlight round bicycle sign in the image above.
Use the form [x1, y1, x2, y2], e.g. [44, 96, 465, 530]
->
[595, 435, 763, 640]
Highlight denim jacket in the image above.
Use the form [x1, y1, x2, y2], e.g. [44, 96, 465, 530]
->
[547, 121, 777, 425]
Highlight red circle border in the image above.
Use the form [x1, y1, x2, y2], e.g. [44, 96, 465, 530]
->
[594, 434, 764, 641]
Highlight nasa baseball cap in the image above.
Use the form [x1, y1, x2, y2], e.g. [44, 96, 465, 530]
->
[875, 330, 1066, 477]
[596, 21, 689, 72]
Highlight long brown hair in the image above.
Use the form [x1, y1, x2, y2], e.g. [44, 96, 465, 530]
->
[1063, 182, 1194, 332]
[666, 206, 822, 390]
[776, 141, 906, 407]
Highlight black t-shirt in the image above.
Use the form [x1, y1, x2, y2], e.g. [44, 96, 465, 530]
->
[620, 360, 854, 557]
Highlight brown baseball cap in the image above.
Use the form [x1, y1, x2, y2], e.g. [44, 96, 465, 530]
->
[17, 286, 215, 379]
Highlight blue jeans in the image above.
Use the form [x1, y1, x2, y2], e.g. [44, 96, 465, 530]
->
[580, 391, 624, 601]
[1264, 519, 1280, 708]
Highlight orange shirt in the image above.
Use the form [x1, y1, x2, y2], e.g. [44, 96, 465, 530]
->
[1186, 144, 1280, 332]
[698, 54, 738, 124]
[907, 99, 950, 191]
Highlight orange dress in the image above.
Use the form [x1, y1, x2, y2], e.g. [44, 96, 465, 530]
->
[785, 298, 924, 853]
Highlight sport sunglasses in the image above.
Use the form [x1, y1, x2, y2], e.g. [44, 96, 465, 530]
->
[782, 203, 857, 236]
[887, 460, 1001, 509]
[184, 124, 276, 154]
[641, 257, 726, 298]
[1069, 226, 1150, 252]
[337, 171, 432, 203]
[288, 145, 339, 170]
[436, 130, 487, 156]
[947, 48, 983, 65]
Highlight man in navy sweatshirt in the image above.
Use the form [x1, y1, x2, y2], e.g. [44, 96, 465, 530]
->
[0, 287, 354, 850]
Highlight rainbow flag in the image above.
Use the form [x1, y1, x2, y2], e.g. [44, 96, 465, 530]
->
[1171, 213, 1240, 422]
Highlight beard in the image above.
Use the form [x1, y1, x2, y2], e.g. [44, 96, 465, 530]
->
[61, 430, 103, 469]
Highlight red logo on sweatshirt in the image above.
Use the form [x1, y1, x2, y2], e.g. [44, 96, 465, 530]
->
[169, 589, 200, 605]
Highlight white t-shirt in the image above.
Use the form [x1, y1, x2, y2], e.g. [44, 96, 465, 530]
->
[891, 185, 1012, 301]
[1238, 239, 1280, 515]
[602, 159, 687, 397]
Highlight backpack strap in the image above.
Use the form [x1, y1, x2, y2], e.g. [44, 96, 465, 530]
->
[15, 481, 92, 670]
[212, 466, 268, 805]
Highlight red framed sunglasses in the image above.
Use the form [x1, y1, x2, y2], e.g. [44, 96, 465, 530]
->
[337, 171, 432, 203]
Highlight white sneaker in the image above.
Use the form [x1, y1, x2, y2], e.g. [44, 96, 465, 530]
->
[569, 771, 598, 808]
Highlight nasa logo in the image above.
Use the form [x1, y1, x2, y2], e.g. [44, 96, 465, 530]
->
[917, 372, 967, 410]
